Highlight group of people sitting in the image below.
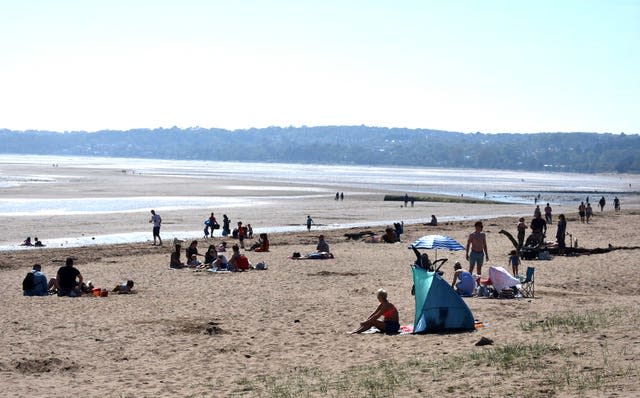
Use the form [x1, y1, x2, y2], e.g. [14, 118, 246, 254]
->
[365, 223, 404, 244]
[20, 236, 45, 247]
[170, 239, 253, 272]
[22, 258, 134, 297]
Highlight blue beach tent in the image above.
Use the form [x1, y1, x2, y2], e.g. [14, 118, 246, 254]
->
[412, 266, 475, 333]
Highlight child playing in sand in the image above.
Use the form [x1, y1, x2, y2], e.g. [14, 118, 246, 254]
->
[113, 280, 135, 294]
[508, 250, 520, 276]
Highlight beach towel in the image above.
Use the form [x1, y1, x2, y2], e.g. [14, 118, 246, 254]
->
[362, 325, 414, 335]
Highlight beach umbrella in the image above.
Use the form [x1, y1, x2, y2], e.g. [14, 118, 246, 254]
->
[409, 235, 464, 260]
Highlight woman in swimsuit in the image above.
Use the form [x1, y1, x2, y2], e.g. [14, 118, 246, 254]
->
[351, 288, 400, 334]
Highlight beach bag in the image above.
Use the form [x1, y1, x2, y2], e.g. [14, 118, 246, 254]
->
[212, 222, 220, 230]
[22, 272, 35, 291]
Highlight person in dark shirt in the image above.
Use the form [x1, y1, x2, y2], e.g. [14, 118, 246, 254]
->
[530, 214, 547, 235]
[54, 257, 83, 297]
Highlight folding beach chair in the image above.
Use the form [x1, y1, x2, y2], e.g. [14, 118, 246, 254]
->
[519, 267, 535, 298]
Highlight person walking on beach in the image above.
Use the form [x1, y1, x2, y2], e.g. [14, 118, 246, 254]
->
[306, 215, 314, 231]
[544, 203, 553, 224]
[598, 196, 606, 212]
[149, 210, 162, 246]
[222, 214, 231, 237]
[205, 212, 218, 237]
[465, 221, 489, 276]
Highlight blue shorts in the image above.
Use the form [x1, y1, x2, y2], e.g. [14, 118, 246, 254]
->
[153, 226, 161, 237]
[469, 251, 484, 268]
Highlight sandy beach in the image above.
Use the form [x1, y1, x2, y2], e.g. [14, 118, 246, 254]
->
[1, 161, 640, 397]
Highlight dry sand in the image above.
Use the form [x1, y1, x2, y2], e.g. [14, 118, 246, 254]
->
[1, 165, 640, 397]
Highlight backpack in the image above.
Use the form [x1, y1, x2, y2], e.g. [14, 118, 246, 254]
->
[22, 272, 35, 291]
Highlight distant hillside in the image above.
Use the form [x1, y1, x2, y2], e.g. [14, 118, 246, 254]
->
[1, 126, 639, 173]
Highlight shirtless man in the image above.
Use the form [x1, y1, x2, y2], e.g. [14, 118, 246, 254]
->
[465, 221, 489, 276]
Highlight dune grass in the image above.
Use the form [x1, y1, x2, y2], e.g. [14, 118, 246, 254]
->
[222, 340, 637, 397]
[519, 307, 629, 334]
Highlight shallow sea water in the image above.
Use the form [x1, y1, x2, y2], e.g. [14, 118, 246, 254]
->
[1, 154, 637, 250]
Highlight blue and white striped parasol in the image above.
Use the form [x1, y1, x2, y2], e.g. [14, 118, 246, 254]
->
[410, 235, 464, 260]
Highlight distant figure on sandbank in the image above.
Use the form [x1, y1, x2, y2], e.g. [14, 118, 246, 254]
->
[149, 210, 162, 246]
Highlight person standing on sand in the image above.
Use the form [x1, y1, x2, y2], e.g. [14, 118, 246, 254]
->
[306, 215, 314, 231]
[237, 221, 246, 249]
[578, 202, 586, 223]
[516, 217, 527, 250]
[149, 210, 162, 246]
[466, 221, 489, 276]
[556, 214, 567, 255]
[222, 214, 231, 237]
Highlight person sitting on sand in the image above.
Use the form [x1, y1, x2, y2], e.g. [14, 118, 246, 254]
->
[248, 233, 269, 252]
[210, 253, 229, 270]
[33, 237, 45, 247]
[351, 288, 400, 334]
[170, 244, 185, 269]
[112, 280, 135, 294]
[20, 237, 33, 246]
[203, 245, 218, 266]
[217, 241, 227, 252]
[187, 254, 201, 268]
[228, 244, 250, 271]
[426, 215, 438, 226]
[316, 235, 329, 253]
[381, 227, 398, 243]
[23, 264, 54, 296]
[451, 261, 476, 297]
[53, 257, 84, 297]
[185, 241, 202, 262]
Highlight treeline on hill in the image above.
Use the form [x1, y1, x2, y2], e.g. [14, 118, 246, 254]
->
[1, 126, 639, 173]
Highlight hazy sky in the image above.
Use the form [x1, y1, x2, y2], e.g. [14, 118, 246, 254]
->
[1, 0, 638, 133]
